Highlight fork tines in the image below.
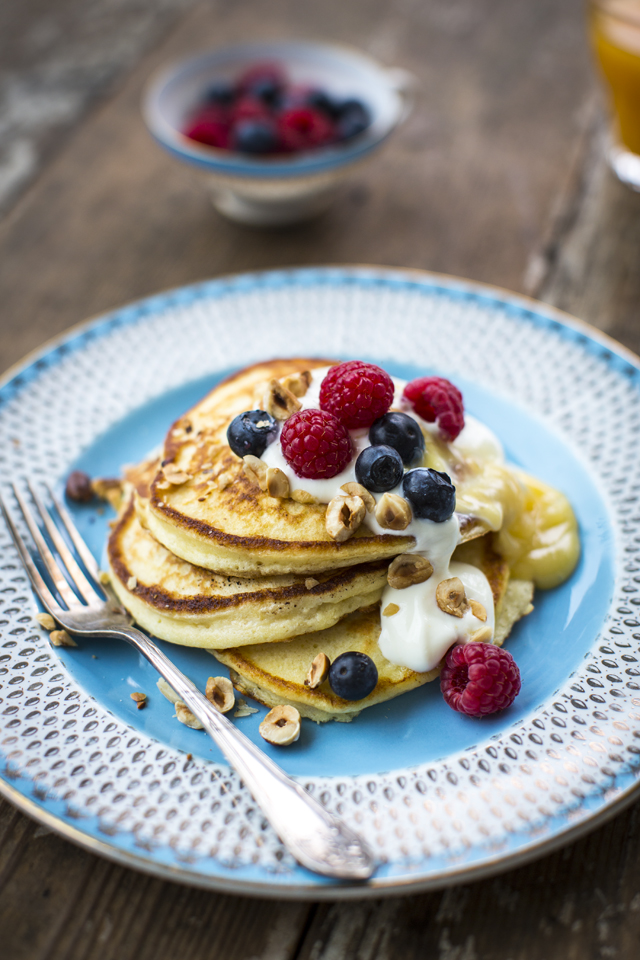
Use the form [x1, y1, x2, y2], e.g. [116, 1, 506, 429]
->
[0, 481, 106, 616]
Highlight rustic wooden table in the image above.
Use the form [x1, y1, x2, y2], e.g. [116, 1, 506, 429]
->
[2, 0, 640, 957]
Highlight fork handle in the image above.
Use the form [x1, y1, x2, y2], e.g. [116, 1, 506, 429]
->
[109, 624, 374, 881]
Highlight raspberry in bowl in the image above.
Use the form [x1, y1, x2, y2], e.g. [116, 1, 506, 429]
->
[143, 41, 414, 225]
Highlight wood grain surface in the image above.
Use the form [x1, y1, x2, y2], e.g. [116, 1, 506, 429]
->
[2, 0, 640, 957]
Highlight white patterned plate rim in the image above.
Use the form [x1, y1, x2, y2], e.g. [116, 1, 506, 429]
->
[0, 266, 637, 899]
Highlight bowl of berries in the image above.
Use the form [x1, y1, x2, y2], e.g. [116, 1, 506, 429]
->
[143, 40, 413, 225]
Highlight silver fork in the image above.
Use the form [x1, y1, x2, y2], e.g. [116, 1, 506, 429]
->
[0, 481, 375, 881]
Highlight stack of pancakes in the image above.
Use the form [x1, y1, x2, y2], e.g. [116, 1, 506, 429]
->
[106, 359, 536, 722]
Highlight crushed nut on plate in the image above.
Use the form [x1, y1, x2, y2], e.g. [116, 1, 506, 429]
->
[383, 602, 400, 617]
[130, 691, 147, 709]
[262, 379, 302, 420]
[374, 493, 412, 530]
[325, 494, 366, 542]
[65, 470, 93, 503]
[387, 554, 434, 589]
[49, 629, 77, 648]
[35, 612, 56, 631]
[205, 676, 235, 713]
[175, 700, 203, 730]
[157, 677, 179, 703]
[436, 577, 470, 618]
[259, 705, 301, 745]
[304, 652, 330, 689]
[234, 698, 259, 718]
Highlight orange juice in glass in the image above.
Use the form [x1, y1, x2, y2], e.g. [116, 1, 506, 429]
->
[590, 0, 640, 189]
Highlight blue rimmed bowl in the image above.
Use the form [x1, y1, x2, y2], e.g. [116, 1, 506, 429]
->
[142, 41, 414, 225]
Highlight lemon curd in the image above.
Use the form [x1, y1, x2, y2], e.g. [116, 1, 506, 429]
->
[591, 0, 640, 156]
[436, 426, 580, 591]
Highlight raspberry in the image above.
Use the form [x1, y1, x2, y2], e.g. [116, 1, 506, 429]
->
[440, 643, 521, 717]
[184, 118, 230, 149]
[231, 96, 271, 123]
[320, 361, 394, 429]
[280, 409, 352, 480]
[402, 376, 464, 441]
[277, 108, 335, 152]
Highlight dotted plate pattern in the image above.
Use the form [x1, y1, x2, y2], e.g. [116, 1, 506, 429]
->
[1, 267, 639, 894]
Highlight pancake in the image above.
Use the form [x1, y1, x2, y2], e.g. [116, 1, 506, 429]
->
[107, 498, 388, 649]
[213, 536, 535, 722]
[141, 359, 488, 577]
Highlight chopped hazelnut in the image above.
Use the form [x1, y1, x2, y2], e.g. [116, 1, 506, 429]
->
[304, 653, 330, 689]
[291, 488, 319, 504]
[234, 698, 259, 718]
[305, 578, 319, 590]
[130, 692, 147, 709]
[162, 464, 191, 486]
[65, 471, 93, 503]
[387, 554, 434, 590]
[470, 626, 493, 643]
[243, 455, 268, 490]
[215, 471, 233, 491]
[157, 678, 179, 703]
[383, 603, 400, 617]
[49, 629, 77, 648]
[259, 705, 301, 745]
[175, 700, 204, 730]
[374, 493, 412, 530]
[469, 599, 487, 622]
[36, 612, 56, 631]
[205, 676, 235, 714]
[266, 466, 290, 499]
[262, 379, 302, 420]
[281, 370, 312, 398]
[340, 482, 375, 513]
[325, 495, 366, 542]
[436, 577, 469, 618]
[126, 576, 137, 591]
[91, 477, 124, 511]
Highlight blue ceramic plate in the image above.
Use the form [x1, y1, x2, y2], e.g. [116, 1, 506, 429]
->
[0, 268, 637, 899]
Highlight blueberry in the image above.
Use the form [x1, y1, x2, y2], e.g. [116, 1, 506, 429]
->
[335, 99, 371, 140]
[355, 444, 404, 493]
[232, 119, 278, 154]
[402, 468, 456, 522]
[305, 88, 340, 118]
[227, 410, 277, 458]
[328, 652, 378, 701]
[369, 412, 425, 466]
[205, 79, 235, 107]
[249, 76, 282, 107]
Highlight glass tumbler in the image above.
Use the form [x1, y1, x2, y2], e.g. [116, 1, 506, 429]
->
[590, 0, 640, 190]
